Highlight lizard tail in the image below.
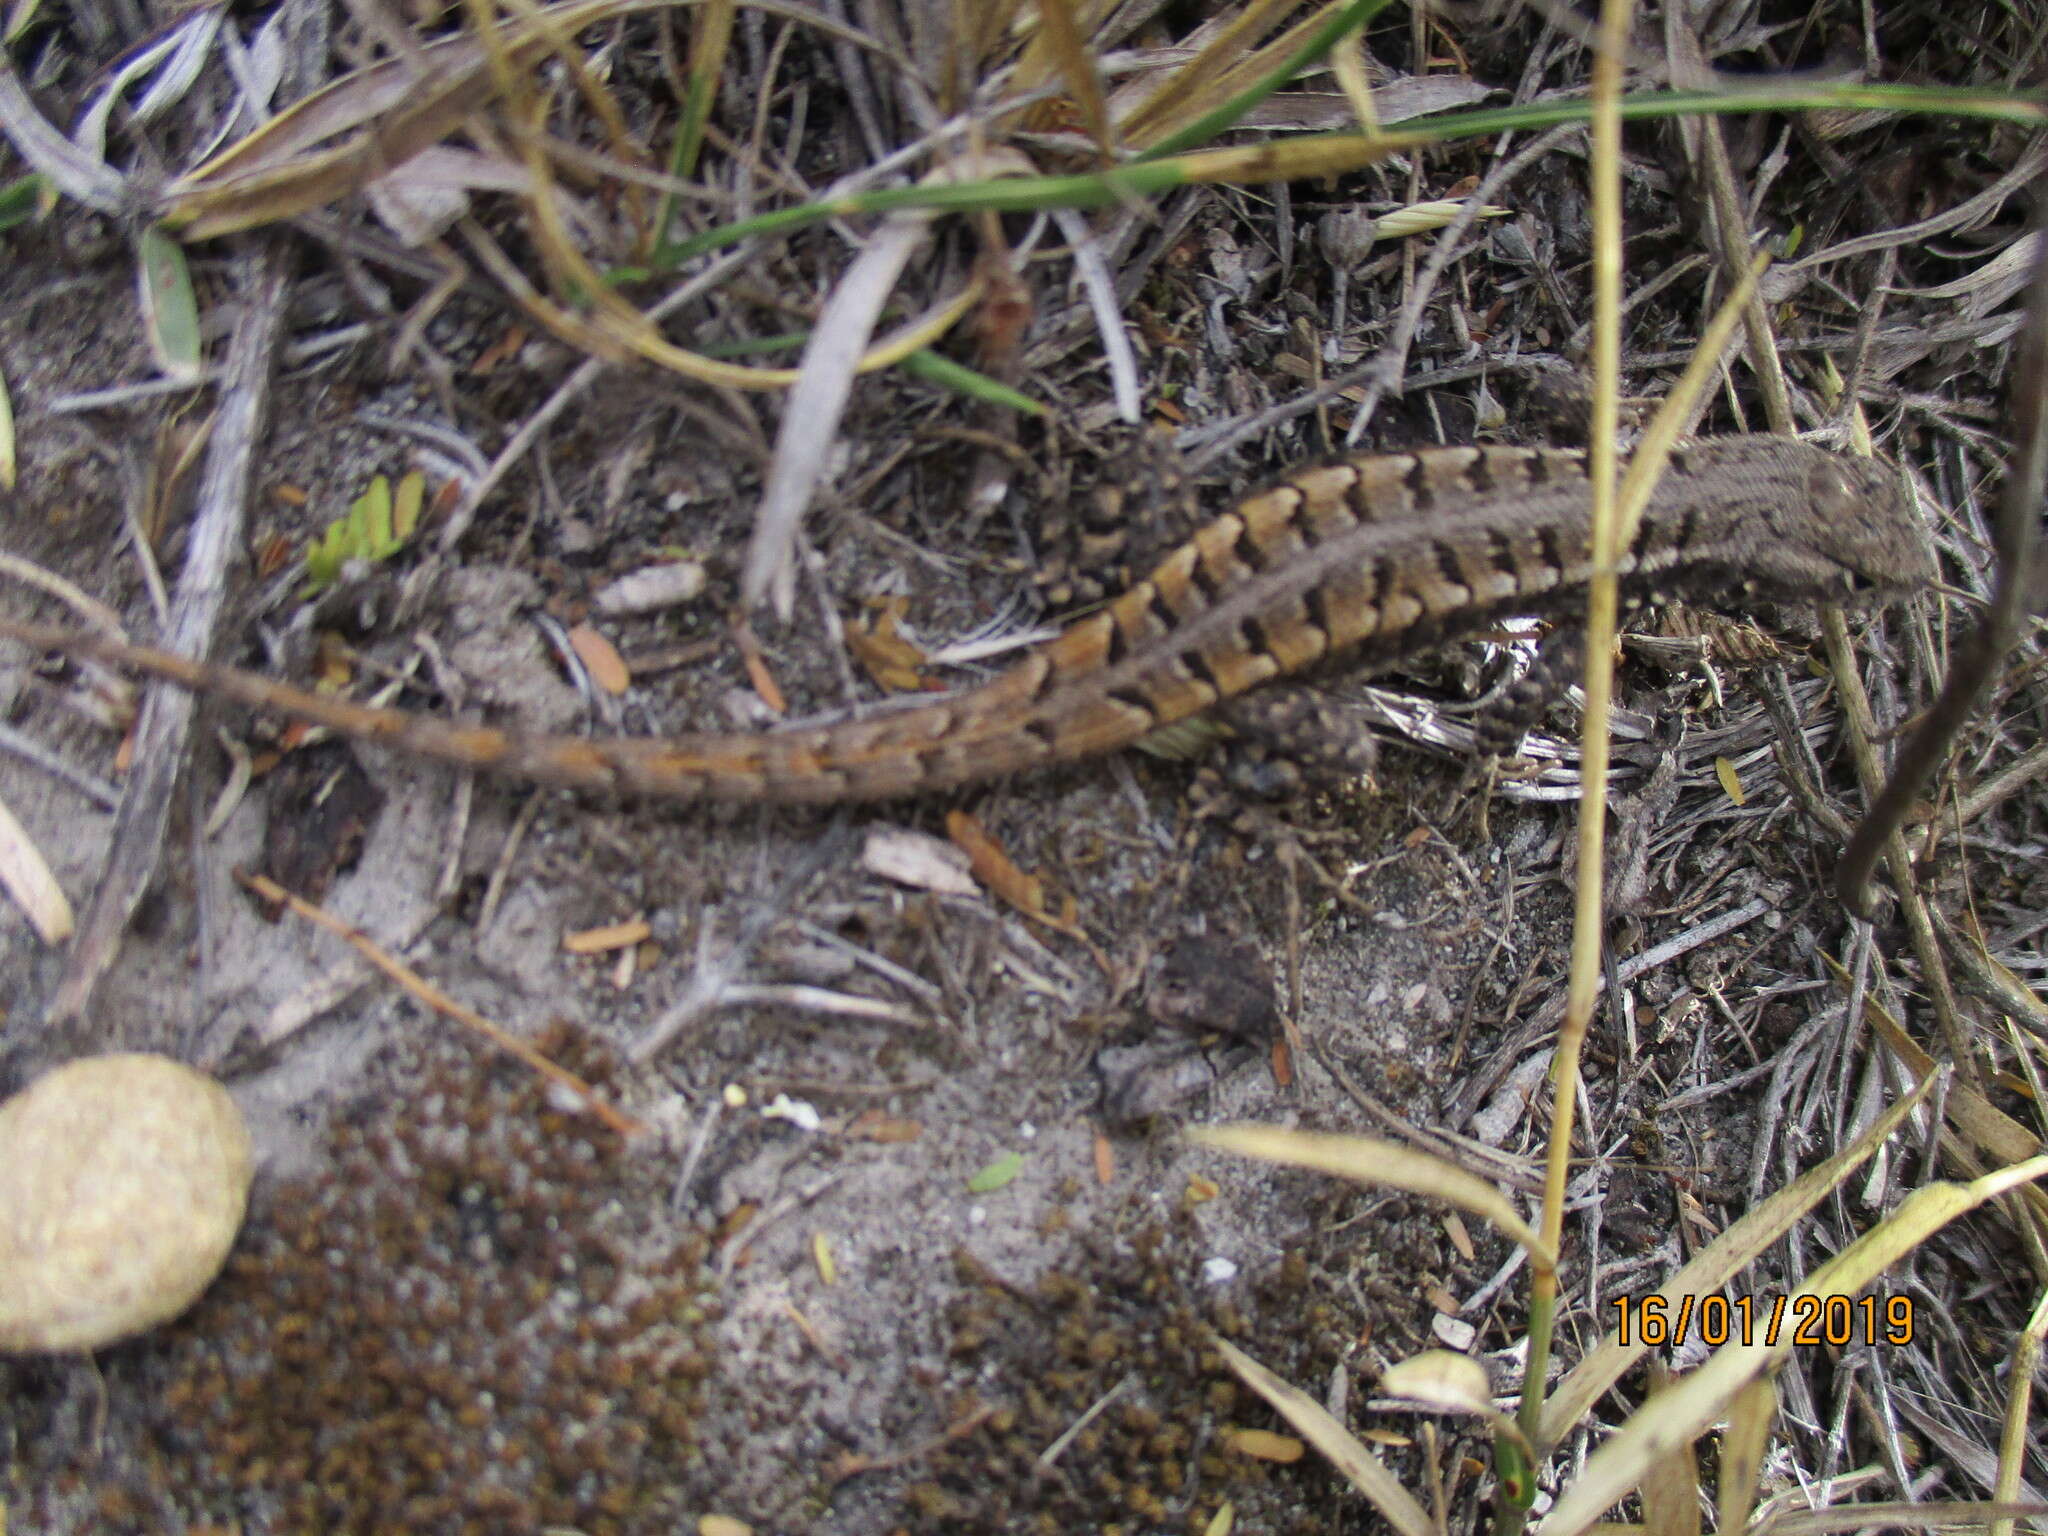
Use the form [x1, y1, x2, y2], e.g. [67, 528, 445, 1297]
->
[0, 618, 1105, 804]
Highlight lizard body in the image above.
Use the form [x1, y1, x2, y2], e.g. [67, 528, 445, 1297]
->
[0, 436, 1931, 804]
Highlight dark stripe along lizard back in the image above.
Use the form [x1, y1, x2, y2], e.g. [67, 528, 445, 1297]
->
[0, 435, 1932, 804]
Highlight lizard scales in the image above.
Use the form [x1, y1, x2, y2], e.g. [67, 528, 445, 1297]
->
[0, 435, 1931, 804]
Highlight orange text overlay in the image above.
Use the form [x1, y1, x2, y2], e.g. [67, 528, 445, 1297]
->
[1609, 1294, 1913, 1349]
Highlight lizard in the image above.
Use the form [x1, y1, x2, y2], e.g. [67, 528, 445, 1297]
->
[0, 435, 1933, 806]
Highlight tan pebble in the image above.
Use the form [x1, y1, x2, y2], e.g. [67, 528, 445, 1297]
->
[0, 1053, 252, 1352]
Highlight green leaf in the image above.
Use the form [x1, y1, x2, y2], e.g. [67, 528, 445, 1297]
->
[4, 0, 42, 44]
[135, 225, 202, 381]
[358, 475, 393, 555]
[966, 1152, 1022, 1194]
[0, 174, 47, 234]
[392, 470, 425, 543]
[303, 472, 423, 594]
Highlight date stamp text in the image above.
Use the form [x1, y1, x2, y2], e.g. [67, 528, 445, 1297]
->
[1610, 1294, 1913, 1349]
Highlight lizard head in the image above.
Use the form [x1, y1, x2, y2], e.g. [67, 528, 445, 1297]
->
[1754, 447, 1936, 605]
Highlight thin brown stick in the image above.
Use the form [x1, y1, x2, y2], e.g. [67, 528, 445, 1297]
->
[236, 869, 645, 1138]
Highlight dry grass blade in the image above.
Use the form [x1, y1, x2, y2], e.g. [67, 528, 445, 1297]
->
[162, 13, 559, 237]
[0, 788, 71, 944]
[1016, 0, 1116, 157]
[1994, 1291, 2048, 1536]
[1636, 1363, 1701, 1536]
[1939, 899, 2048, 1042]
[1522, 77, 1771, 1450]
[0, 48, 127, 210]
[1189, 1124, 1553, 1269]
[1715, 1377, 1777, 1536]
[459, 215, 985, 393]
[0, 352, 12, 491]
[0, 553, 123, 634]
[160, 0, 904, 238]
[1114, 0, 1312, 148]
[1129, 0, 1365, 156]
[1537, 1156, 2048, 1536]
[1211, 1335, 1435, 1536]
[1848, 963, 2048, 1244]
[1754, 1503, 2048, 1536]
[741, 187, 958, 614]
[163, 0, 695, 238]
[1538, 1072, 1937, 1445]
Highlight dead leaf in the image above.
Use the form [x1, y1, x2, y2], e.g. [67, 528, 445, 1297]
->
[1093, 1131, 1116, 1185]
[255, 531, 294, 577]
[472, 324, 529, 375]
[846, 596, 931, 693]
[862, 825, 978, 895]
[0, 791, 73, 943]
[946, 810, 1083, 938]
[1714, 755, 1745, 806]
[567, 623, 630, 695]
[1270, 1036, 1293, 1087]
[1445, 1212, 1475, 1262]
[563, 917, 652, 954]
[845, 1110, 923, 1144]
[1228, 1429, 1306, 1463]
[730, 616, 785, 716]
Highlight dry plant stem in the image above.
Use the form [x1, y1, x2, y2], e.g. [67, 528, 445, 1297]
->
[1951, 739, 2048, 826]
[1935, 908, 2048, 1038]
[630, 821, 854, 1063]
[0, 553, 125, 634]
[1660, 12, 1794, 435]
[1991, 1289, 2048, 1536]
[1518, 0, 1635, 1471]
[235, 869, 642, 1137]
[1837, 213, 2048, 914]
[1783, 140, 2048, 276]
[1755, 1502, 2048, 1536]
[1836, 247, 1898, 449]
[0, 720, 119, 809]
[51, 247, 287, 1028]
[1507, 1, 1773, 1490]
[1821, 608, 1976, 1074]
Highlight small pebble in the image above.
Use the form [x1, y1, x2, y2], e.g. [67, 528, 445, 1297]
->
[0, 1054, 252, 1353]
[594, 561, 707, 616]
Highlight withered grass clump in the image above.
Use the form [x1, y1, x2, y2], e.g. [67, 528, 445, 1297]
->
[916, 1219, 1406, 1535]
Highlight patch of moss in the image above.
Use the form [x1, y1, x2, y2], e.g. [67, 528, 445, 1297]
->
[3, 1027, 719, 1534]
[902, 1217, 1390, 1535]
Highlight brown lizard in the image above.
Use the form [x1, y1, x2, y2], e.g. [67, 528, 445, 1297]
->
[0, 435, 1932, 804]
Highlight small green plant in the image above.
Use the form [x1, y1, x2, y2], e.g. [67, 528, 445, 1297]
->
[0, 174, 46, 235]
[303, 471, 424, 594]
